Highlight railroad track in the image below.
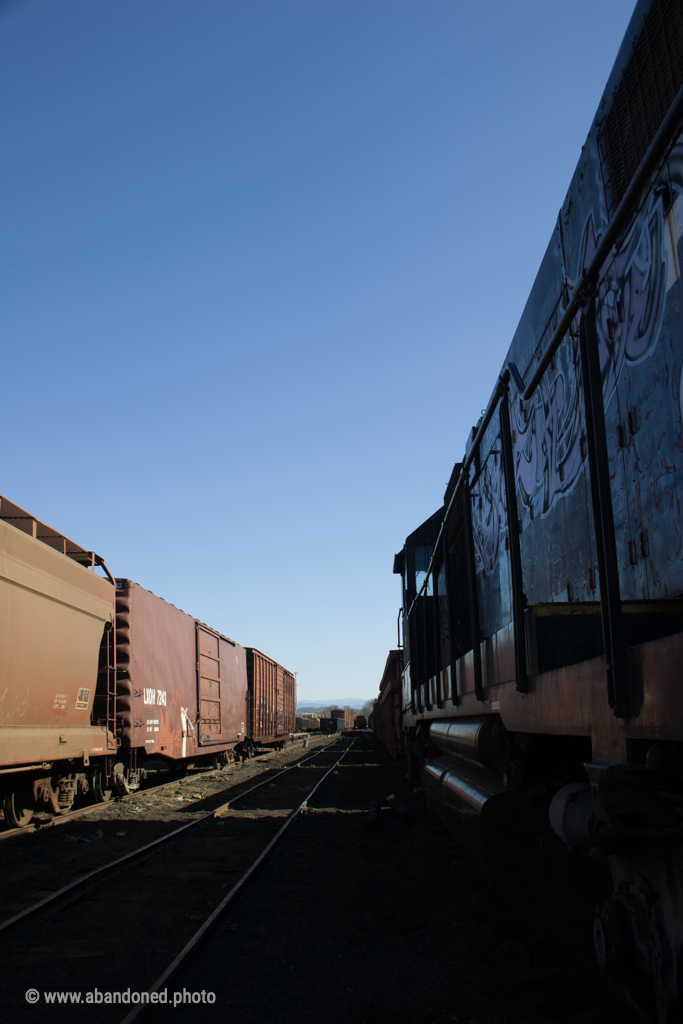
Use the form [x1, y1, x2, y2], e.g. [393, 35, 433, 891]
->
[1, 733, 644, 1024]
[0, 772, 207, 844]
[142, 732, 649, 1024]
[0, 736, 356, 1023]
[0, 739, 331, 843]
[122, 738, 356, 1024]
[0, 736, 343, 935]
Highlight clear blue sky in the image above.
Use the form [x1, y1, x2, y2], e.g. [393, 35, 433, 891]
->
[1, 0, 636, 700]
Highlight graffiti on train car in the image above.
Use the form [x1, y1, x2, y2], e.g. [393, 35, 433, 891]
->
[516, 163, 673, 513]
[512, 335, 583, 518]
[593, 194, 667, 407]
[471, 140, 683, 580]
[471, 456, 503, 575]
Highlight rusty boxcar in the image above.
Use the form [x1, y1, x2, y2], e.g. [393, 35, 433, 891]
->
[114, 580, 248, 784]
[329, 707, 354, 730]
[373, 651, 402, 759]
[0, 494, 295, 825]
[0, 495, 117, 826]
[245, 648, 295, 749]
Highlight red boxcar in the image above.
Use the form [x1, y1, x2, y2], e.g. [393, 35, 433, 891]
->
[375, 650, 402, 759]
[329, 707, 354, 729]
[245, 648, 295, 748]
[115, 580, 248, 774]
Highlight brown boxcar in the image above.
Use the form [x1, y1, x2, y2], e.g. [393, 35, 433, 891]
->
[0, 495, 117, 824]
[245, 648, 295, 748]
[354, 715, 367, 729]
[374, 650, 402, 759]
[329, 707, 354, 729]
[115, 580, 247, 772]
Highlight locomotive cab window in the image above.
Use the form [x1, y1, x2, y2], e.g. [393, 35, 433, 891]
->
[414, 545, 433, 596]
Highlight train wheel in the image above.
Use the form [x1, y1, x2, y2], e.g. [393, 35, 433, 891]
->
[47, 777, 75, 815]
[4, 791, 33, 829]
[92, 768, 113, 803]
[113, 762, 133, 795]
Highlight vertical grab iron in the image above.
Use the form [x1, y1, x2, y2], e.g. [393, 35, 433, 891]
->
[432, 559, 442, 707]
[442, 527, 459, 706]
[578, 289, 628, 718]
[463, 475, 483, 701]
[499, 390, 528, 693]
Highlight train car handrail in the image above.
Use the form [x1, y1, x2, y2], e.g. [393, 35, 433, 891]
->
[405, 79, 683, 677]
[406, 368, 509, 620]
[522, 79, 683, 402]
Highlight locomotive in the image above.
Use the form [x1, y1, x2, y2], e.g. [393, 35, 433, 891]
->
[0, 493, 295, 828]
[387, 1, 683, 1019]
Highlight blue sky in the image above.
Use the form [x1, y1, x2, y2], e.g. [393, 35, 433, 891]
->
[1, 0, 636, 700]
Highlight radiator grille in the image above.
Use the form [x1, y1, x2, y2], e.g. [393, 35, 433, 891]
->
[601, 0, 683, 213]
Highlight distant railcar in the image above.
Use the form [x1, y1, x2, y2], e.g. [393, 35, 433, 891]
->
[296, 714, 321, 732]
[353, 715, 367, 729]
[329, 707, 354, 729]
[246, 649, 295, 750]
[373, 651, 402, 758]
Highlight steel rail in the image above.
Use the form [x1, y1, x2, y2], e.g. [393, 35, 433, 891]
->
[120, 738, 357, 1024]
[0, 767, 226, 843]
[210, 743, 335, 811]
[0, 738, 332, 843]
[0, 737, 340, 935]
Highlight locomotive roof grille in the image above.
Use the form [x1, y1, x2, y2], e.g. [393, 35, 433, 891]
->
[601, 0, 683, 213]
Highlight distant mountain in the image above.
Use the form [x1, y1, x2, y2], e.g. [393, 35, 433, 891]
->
[297, 697, 370, 710]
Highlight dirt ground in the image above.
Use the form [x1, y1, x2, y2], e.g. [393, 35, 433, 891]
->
[1, 734, 642, 1024]
[0, 733, 332, 924]
[156, 735, 641, 1024]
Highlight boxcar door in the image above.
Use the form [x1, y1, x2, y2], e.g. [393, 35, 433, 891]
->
[196, 624, 223, 745]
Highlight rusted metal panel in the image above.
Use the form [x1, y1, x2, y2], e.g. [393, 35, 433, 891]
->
[115, 581, 247, 761]
[0, 514, 115, 766]
[374, 650, 402, 758]
[246, 649, 275, 743]
[329, 707, 354, 729]
[115, 581, 197, 761]
[197, 624, 222, 738]
[196, 622, 247, 747]
[404, 627, 683, 761]
[216, 637, 248, 744]
[280, 666, 295, 737]
[246, 649, 295, 745]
